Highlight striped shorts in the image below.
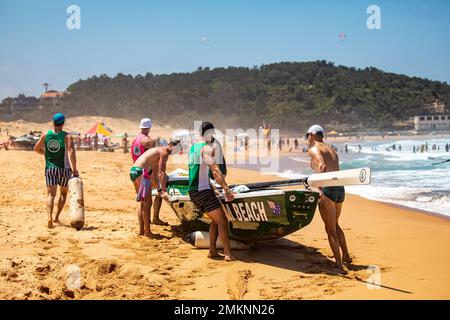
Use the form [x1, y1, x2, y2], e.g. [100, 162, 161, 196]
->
[45, 167, 72, 187]
[188, 189, 222, 215]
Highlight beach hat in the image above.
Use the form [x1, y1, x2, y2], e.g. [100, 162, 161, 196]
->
[307, 125, 325, 136]
[139, 118, 152, 129]
[53, 113, 65, 125]
[201, 121, 215, 136]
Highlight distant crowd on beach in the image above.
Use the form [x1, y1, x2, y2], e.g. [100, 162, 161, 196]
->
[228, 131, 450, 156]
[382, 142, 450, 153]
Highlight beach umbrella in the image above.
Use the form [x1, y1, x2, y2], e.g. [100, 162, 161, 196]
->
[328, 130, 339, 135]
[85, 122, 113, 136]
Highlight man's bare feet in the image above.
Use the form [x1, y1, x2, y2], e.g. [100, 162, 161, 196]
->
[53, 219, 61, 224]
[207, 252, 223, 260]
[143, 232, 161, 239]
[224, 255, 235, 262]
[343, 255, 353, 264]
[152, 219, 169, 226]
[336, 263, 347, 274]
[47, 220, 54, 229]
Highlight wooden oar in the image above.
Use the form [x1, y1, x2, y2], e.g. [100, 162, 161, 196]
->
[432, 159, 450, 166]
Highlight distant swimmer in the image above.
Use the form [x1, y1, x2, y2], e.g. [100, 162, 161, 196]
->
[306, 125, 351, 272]
[34, 113, 79, 229]
[130, 140, 180, 238]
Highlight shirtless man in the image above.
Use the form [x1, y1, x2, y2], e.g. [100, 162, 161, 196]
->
[129, 141, 180, 238]
[306, 125, 351, 271]
[131, 118, 167, 226]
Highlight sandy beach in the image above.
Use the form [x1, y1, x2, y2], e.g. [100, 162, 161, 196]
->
[1, 140, 450, 299]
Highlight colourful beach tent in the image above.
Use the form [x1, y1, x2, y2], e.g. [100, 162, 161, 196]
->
[85, 122, 113, 136]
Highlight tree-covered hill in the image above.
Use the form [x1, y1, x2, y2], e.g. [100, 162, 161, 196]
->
[60, 61, 450, 131]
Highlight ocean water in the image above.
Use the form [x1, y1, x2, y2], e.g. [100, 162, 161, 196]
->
[276, 138, 450, 218]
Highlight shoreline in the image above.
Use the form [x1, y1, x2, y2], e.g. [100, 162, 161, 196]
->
[345, 191, 450, 222]
[229, 161, 450, 221]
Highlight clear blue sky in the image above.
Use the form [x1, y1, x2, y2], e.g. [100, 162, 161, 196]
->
[1, 0, 449, 100]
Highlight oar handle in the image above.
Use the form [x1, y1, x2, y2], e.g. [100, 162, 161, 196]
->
[432, 159, 450, 166]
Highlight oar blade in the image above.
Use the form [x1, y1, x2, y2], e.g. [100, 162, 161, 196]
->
[307, 167, 371, 187]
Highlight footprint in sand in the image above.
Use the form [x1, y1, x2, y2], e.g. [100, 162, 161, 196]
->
[226, 269, 252, 300]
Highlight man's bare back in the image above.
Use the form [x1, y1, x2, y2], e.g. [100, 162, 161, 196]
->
[134, 147, 167, 172]
[308, 142, 340, 173]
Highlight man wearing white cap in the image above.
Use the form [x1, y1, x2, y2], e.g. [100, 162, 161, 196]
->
[130, 118, 158, 237]
[306, 125, 351, 272]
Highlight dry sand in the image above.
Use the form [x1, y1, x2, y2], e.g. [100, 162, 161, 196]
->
[0, 118, 449, 300]
[0, 116, 171, 139]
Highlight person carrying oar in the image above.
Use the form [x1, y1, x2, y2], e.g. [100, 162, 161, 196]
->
[306, 125, 351, 272]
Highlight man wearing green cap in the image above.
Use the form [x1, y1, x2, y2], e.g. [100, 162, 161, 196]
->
[34, 113, 79, 229]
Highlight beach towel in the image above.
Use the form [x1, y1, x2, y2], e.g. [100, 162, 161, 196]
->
[136, 175, 151, 202]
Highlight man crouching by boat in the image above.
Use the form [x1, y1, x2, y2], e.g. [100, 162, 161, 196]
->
[306, 125, 352, 271]
[130, 140, 180, 238]
[189, 122, 235, 261]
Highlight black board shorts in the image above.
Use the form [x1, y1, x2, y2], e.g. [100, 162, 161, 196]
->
[323, 186, 345, 203]
[189, 189, 222, 214]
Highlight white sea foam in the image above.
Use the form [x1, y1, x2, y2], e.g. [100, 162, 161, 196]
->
[288, 157, 310, 164]
[345, 185, 450, 218]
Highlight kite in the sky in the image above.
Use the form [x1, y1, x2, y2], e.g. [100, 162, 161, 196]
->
[201, 36, 210, 46]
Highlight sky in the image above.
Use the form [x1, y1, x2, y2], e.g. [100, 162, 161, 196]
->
[0, 0, 449, 100]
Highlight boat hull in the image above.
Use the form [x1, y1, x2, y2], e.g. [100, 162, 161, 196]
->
[165, 176, 319, 243]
